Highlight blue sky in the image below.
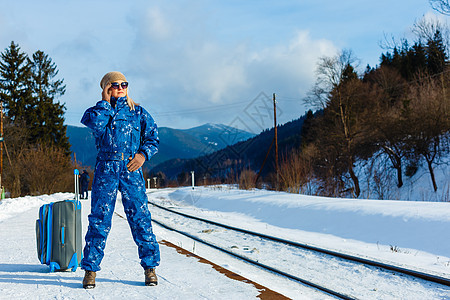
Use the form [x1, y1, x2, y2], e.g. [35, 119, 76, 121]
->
[0, 0, 445, 133]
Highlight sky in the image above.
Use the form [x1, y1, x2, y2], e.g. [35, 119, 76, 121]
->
[0, 0, 445, 133]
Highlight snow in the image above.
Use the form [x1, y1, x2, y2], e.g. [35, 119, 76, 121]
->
[165, 187, 450, 260]
[0, 186, 449, 299]
[0, 193, 70, 222]
[357, 153, 450, 202]
[0, 192, 265, 300]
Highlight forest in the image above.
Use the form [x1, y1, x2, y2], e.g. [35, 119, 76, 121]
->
[294, 18, 449, 198]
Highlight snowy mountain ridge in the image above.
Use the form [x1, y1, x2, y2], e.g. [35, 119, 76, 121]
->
[67, 123, 256, 169]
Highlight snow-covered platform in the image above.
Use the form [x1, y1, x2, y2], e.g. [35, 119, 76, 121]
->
[0, 193, 282, 299]
[2, 186, 450, 299]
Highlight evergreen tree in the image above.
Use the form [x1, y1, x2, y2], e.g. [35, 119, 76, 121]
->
[0, 41, 33, 123]
[0, 43, 70, 155]
[426, 30, 448, 74]
[300, 109, 315, 145]
[380, 28, 447, 80]
[380, 42, 428, 81]
[29, 50, 70, 155]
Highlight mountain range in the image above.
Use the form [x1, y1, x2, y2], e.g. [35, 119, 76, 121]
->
[148, 112, 310, 180]
[67, 123, 256, 169]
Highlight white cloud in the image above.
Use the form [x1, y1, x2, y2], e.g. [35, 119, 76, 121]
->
[246, 30, 337, 92]
[144, 7, 172, 40]
[128, 5, 338, 127]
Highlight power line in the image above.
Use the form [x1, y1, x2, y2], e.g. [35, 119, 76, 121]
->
[154, 100, 248, 116]
[63, 99, 251, 118]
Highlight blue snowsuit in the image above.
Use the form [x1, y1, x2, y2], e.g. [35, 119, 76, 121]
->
[80, 96, 160, 272]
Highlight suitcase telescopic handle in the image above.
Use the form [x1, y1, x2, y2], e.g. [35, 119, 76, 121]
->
[74, 169, 80, 202]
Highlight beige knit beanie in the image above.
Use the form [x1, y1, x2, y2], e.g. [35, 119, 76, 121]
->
[100, 71, 127, 89]
[100, 71, 138, 110]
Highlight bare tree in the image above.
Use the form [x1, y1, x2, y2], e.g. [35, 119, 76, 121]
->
[305, 49, 359, 109]
[406, 70, 450, 191]
[412, 16, 450, 57]
[279, 147, 314, 194]
[366, 66, 409, 188]
[22, 145, 72, 195]
[304, 50, 372, 197]
[238, 169, 256, 190]
[430, 0, 450, 15]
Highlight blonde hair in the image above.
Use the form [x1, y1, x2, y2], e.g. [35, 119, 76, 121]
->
[126, 92, 139, 111]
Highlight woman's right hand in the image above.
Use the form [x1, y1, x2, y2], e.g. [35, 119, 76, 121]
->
[102, 83, 112, 103]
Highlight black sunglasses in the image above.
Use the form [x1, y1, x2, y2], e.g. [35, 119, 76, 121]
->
[110, 82, 129, 89]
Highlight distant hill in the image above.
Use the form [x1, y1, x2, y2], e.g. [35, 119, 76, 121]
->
[67, 123, 255, 169]
[150, 112, 311, 179]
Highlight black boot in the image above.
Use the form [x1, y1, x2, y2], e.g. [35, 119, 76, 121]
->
[144, 268, 158, 286]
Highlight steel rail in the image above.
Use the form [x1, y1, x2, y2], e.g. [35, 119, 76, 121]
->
[151, 215, 356, 300]
[149, 200, 450, 287]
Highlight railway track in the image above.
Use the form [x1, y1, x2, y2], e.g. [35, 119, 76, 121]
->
[148, 199, 450, 299]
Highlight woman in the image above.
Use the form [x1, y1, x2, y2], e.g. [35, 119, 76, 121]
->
[80, 71, 160, 289]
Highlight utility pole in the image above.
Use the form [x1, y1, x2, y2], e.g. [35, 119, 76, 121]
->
[273, 93, 279, 190]
[254, 92, 280, 188]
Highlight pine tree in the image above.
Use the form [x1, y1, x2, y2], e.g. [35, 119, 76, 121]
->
[29, 50, 70, 155]
[426, 30, 448, 74]
[0, 43, 70, 155]
[380, 28, 447, 80]
[0, 41, 33, 123]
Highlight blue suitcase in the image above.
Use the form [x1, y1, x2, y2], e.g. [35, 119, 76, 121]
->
[36, 169, 83, 272]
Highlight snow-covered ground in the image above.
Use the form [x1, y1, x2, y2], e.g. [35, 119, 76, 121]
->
[0, 185, 449, 299]
[158, 186, 450, 272]
[357, 153, 449, 202]
[0, 192, 271, 299]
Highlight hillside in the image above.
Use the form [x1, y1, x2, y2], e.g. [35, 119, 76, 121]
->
[150, 112, 310, 179]
[67, 123, 255, 169]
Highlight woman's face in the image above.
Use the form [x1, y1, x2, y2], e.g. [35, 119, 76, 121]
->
[110, 80, 128, 98]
